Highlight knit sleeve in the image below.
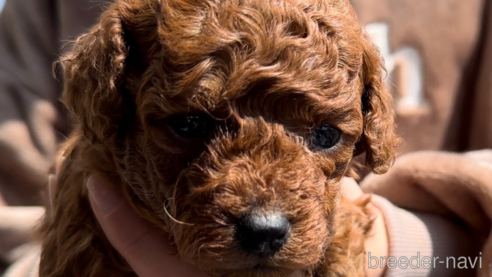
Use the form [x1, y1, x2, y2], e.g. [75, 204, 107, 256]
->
[371, 195, 480, 277]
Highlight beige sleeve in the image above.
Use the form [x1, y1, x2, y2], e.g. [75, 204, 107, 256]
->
[362, 150, 492, 277]
[371, 195, 478, 277]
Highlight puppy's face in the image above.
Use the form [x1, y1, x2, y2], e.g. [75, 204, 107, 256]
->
[61, 0, 396, 275]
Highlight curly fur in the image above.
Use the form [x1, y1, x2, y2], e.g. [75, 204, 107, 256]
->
[39, 0, 398, 276]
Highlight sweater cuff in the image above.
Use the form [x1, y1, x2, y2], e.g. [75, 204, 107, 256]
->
[371, 195, 478, 277]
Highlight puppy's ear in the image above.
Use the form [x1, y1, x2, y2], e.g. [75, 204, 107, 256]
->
[60, 1, 158, 145]
[60, 4, 127, 144]
[355, 36, 399, 174]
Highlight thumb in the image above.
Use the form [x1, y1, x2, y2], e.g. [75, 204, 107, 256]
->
[87, 174, 205, 277]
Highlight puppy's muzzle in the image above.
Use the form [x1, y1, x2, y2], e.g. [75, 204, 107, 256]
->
[235, 212, 291, 258]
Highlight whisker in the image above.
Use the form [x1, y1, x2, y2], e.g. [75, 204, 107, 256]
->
[163, 199, 194, 226]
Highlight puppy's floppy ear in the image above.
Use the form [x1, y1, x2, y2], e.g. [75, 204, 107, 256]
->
[355, 35, 399, 174]
[60, 4, 127, 144]
[60, 0, 158, 145]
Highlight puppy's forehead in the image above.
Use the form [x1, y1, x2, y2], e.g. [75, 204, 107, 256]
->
[139, 0, 365, 128]
[154, 0, 365, 95]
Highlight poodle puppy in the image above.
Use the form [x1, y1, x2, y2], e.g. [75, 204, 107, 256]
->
[39, 0, 397, 276]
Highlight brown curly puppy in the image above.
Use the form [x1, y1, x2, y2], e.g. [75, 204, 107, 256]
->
[39, 0, 397, 276]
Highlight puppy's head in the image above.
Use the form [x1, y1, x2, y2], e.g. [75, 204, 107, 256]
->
[61, 0, 397, 275]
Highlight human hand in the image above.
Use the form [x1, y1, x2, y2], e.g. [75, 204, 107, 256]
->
[47, 152, 205, 277]
[86, 174, 207, 277]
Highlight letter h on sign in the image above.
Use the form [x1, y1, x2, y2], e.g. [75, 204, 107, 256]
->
[365, 23, 428, 115]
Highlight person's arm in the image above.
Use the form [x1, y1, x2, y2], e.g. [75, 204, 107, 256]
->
[0, 0, 62, 206]
[361, 150, 491, 277]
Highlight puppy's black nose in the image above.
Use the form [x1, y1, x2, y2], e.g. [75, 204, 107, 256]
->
[235, 213, 291, 257]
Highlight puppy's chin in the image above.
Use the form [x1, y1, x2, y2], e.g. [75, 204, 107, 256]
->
[170, 226, 327, 276]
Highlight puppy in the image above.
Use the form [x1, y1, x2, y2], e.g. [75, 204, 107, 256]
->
[39, 0, 398, 276]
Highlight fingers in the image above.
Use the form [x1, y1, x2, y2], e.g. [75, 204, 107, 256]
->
[340, 177, 364, 201]
[55, 155, 65, 174]
[87, 175, 206, 277]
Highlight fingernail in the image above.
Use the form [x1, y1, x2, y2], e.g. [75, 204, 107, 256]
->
[55, 155, 66, 174]
[87, 174, 123, 215]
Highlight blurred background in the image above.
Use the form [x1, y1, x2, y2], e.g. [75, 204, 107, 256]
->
[0, 0, 4, 11]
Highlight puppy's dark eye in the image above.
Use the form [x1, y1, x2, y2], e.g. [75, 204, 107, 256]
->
[167, 114, 214, 139]
[312, 125, 340, 149]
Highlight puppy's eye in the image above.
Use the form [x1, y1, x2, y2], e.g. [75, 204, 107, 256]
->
[312, 125, 340, 149]
[167, 114, 214, 139]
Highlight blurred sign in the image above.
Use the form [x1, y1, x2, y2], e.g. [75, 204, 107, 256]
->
[365, 22, 428, 115]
